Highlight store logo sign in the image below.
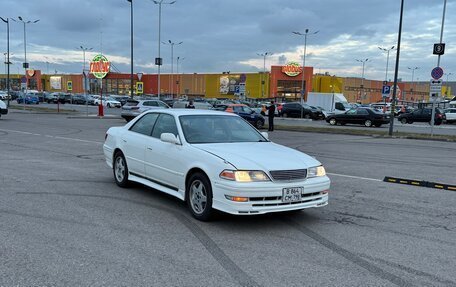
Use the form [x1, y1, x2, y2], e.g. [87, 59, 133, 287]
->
[90, 54, 110, 79]
[281, 62, 302, 77]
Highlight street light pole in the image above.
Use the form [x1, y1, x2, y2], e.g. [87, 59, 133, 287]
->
[78, 46, 93, 116]
[163, 40, 182, 98]
[293, 29, 319, 118]
[127, 0, 134, 98]
[176, 56, 184, 98]
[256, 52, 272, 98]
[0, 17, 11, 107]
[12, 17, 39, 110]
[356, 58, 369, 103]
[407, 67, 419, 101]
[152, 0, 176, 100]
[379, 46, 395, 107]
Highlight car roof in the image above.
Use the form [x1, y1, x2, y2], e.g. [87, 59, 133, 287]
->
[144, 109, 236, 117]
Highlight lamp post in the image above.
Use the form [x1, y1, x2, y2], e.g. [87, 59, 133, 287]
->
[293, 29, 319, 118]
[176, 56, 184, 97]
[256, 52, 272, 98]
[127, 0, 134, 98]
[11, 16, 39, 110]
[407, 67, 419, 102]
[162, 40, 182, 98]
[0, 17, 11, 107]
[356, 58, 370, 102]
[43, 56, 50, 75]
[444, 72, 452, 98]
[379, 46, 395, 107]
[78, 46, 93, 116]
[152, 0, 176, 100]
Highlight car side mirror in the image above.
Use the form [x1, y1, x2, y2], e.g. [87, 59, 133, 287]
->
[261, 132, 269, 140]
[160, 133, 181, 145]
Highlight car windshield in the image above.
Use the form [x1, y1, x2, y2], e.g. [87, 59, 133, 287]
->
[179, 115, 267, 144]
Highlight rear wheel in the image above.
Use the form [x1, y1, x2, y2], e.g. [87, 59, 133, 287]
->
[282, 112, 288, 118]
[400, 118, 407, 124]
[187, 172, 213, 221]
[329, 118, 337, 125]
[364, 119, 372, 127]
[255, 120, 264, 129]
[113, 152, 130, 187]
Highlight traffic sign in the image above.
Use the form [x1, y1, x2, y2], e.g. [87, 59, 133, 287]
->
[433, 43, 445, 55]
[382, 85, 391, 95]
[431, 67, 444, 80]
[136, 82, 144, 94]
[429, 79, 442, 93]
[67, 81, 73, 91]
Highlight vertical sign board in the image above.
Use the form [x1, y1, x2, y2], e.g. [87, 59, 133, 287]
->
[429, 79, 442, 100]
[67, 81, 73, 91]
[136, 82, 144, 94]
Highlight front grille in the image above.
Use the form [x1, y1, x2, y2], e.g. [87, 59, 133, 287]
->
[269, 169, 307, 181]
[250, 192, 321, 202]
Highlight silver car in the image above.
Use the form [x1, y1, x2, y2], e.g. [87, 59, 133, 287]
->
[121, 99, 170, 122]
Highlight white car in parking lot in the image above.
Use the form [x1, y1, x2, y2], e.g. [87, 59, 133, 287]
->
[103, 109, 330, 220]
[94, 96, 121, 108]
[0, 99, 8, 117]
[444, 108, 456, 124]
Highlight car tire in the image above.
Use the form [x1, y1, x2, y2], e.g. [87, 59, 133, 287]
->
[329, 118, 337, 125]
[187, 172, 213, 221]
[400, 118, 407, 124]
[283, 112, 288, 118]
[113, 151, 130, 188]
[364, 119, 373, 127]
[255, 120, 264, 129]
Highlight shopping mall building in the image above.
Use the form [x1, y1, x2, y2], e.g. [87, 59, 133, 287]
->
[0, 62, 449, 103]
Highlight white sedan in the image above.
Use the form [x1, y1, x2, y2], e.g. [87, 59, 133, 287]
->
[103, 109, 330, 220]
[94, 96, 121, 108]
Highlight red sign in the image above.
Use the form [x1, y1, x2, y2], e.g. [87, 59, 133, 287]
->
[281, 62, 302, 77]
[90, 54, 110, 79]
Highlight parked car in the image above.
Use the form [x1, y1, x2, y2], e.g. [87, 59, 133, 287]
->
[281, 102, 324, 119]
[88, 95, 99, 105]
[94, 96, 122, 108]
[443, 108, 456, 124]
[173, 100, 213, 109]
[0, 99, 8, 117]
[214, 104, 265, 129]
[72, 94, 88, 105]
[326, 107, 390, 127]
[103, 109, 330, 221]
[121, 99, 170, 121]
[17, 94, 39, 104]
[111, 95, 130, 106]
[0, 91, 10, 100]
[397, 108, 443, 125]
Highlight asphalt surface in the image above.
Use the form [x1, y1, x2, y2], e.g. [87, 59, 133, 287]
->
[11, 102, 456, 136]
[1, 111, 455, 287]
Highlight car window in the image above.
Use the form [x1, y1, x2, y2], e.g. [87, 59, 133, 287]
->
[125, 100, 139, 106]
[243, 106, 253, 113]
[233, 106, 243, 113]
[356, 109, 369, 115]
[346, 109, 356, 115]
[129, 113, 159, 136]
[157, 101, 168, 108]
[413, 110, 421, 115]
[151, 114, 178, 138]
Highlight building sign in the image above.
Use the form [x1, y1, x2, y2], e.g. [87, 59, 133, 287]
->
[220, 75, 240, 95]
[67, 81, 73, 91]
[90, 54, 110, 79]
[281, 62, 302, 77]
[27, 69, 35, 77]
[50, 76, 62, 90]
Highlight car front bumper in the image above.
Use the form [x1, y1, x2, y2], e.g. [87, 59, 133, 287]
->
[0, 108, 7, 115]
[212, 176, 330, 215]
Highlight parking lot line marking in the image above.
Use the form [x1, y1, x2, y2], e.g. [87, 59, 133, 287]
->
[327, 172, 382, 182]
[0, 128, 103, 145]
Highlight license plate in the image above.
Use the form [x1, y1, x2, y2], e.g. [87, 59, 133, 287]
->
[282, 187, 303, 203]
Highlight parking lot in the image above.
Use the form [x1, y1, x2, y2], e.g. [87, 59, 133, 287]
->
[1, 111, 456, 286]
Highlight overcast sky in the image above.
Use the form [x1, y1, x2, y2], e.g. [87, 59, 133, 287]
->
[0, 0, 454, 82]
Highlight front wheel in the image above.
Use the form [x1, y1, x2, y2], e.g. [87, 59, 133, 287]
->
[400, 118, 407, 124]
[187, 172, 213, 221]
[364, 119, 372, 127]
[282, 112, 288, 118]
[329, 118, 337, 125]
[255, 120, 264, 129]
[113, 152, 130, 187]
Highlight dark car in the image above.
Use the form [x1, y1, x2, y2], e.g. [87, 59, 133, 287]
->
[397, 108, 443, 125]
[326, 107, 390, 127]
[215, 104, 265, 129]
[281, 102, 324, 119]
[72, 94, 88, 105]
[111, 95, 130, 106]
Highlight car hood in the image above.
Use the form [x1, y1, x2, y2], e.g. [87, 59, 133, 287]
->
[194, 142, 321, 171]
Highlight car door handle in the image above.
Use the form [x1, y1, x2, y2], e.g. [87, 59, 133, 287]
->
[147, 147, 153, 150]
[122, 139, 127, 143]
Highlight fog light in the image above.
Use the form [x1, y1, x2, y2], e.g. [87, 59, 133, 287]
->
[322, 190, 329, 194]
[225, 195, 249, 202]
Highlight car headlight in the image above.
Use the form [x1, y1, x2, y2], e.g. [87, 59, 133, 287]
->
[308, 165, 326, 177]
[219, 170, 271, 182]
